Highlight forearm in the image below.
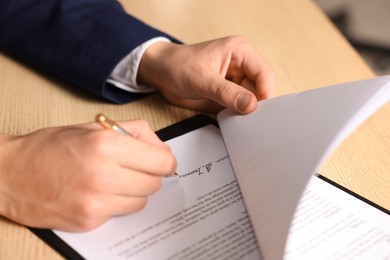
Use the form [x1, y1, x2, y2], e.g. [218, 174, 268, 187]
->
[0, 0, 179, 103]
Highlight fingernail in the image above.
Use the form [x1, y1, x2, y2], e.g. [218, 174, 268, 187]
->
[237, 94, 253, 112]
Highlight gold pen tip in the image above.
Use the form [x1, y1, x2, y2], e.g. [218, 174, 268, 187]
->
[96, 113, 106, 123]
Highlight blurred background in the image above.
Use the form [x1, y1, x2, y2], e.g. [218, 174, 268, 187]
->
[316, 0, 390, 75]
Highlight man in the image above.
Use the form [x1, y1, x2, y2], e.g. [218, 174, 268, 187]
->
[0, 0, 274, 231]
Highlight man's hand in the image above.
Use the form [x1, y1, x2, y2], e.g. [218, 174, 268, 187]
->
[138, 36, 275, 114]
[0, 121, 176, 232]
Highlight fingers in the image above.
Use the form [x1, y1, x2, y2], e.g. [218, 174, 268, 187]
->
[223, 35, 275, 100]
[206, 43, 275, 113]
[109, 134, 177, 176]
[165, 77, 258, 114]
[58, 169, 164, 231]
[90, 165, 163, 196]
[163, 92, 225, 113]
[248, 59, 275, 101]
[95, 194, 149, 217]
[186, 36, 275, 114]
[51, 194, 150, 232]
[201, 75, 258, 114]
[91, 119, 177, 176]
[239, 46, 276, 100]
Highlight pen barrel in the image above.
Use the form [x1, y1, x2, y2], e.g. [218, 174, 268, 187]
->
[113, 125, 132, 136]
[96, 113, 133, 137]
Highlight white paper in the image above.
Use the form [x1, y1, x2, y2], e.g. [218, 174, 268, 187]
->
[217, 76, 390, 260]
[285, 176, 390, 260]
[54, 125, 261, 260]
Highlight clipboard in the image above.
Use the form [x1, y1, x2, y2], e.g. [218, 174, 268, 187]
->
[28, 114, 389, 259]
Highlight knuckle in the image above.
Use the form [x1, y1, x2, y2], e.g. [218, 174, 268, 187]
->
[74, 219, 105, 232]
[231, 35, 247, 42]
[90, 134, 111, 157]
[134, 119, 151, 132]
[81, 131, 112, 159]
[125, 119, 154, 137]
[225, 35, 249, 46]
[70, 199, 106, 231]
[131, 198, 148, 213]
[212, 81, 233, 102]
[157, 152, 177, 174]
[74, 197, 101, 219]
[134, 175, 162, 195]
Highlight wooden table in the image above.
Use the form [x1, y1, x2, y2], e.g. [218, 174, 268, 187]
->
[0, 0, 388, 258]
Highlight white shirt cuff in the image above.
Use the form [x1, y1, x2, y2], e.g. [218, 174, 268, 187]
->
[107, 37, 171, 93]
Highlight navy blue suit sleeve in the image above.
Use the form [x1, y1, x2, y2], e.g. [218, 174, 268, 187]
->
[0, 0, 180, 103]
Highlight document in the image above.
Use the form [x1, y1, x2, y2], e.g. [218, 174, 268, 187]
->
[54, 125, 261, 259]
[285, 176, 390, 260]
[37, 76, 390, 259]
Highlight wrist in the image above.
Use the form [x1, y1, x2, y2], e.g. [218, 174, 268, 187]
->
[0, 134, 20, 218]
[137, 41, 179, 90]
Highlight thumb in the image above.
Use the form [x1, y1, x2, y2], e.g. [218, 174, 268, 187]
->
[207, 78, 258, 114]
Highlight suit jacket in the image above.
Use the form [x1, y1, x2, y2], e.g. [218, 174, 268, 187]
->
[0, 0, 178, 103]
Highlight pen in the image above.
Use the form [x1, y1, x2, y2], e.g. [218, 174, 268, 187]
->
[96, 113, 133, 136]
[95, 113, 179, 177]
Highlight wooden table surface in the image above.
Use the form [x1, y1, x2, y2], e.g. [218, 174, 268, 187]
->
[0, 0, 388, 259]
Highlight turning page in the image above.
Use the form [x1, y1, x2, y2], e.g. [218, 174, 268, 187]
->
[217, 76, 390, 260]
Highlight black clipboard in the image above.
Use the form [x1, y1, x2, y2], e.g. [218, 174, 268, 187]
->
[28, 114, 389, 259]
